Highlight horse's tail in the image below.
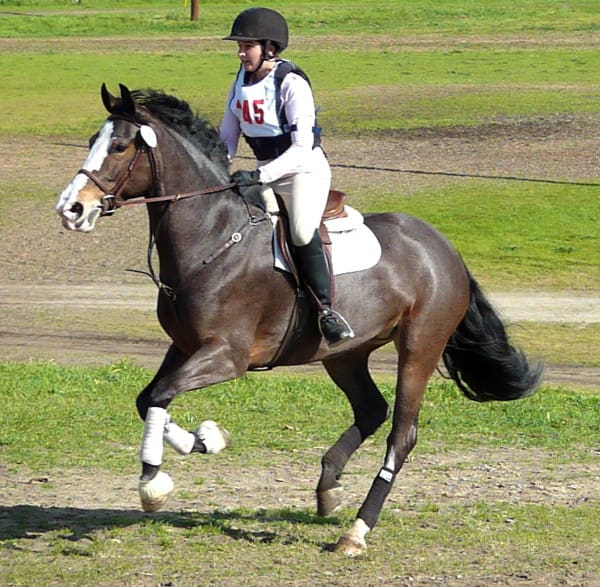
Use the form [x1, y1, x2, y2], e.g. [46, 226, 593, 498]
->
[442, 270, 544, 402]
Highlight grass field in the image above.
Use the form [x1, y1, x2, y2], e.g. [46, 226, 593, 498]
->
[2, 362, 599, 471]
[1, 2, 598, 289]
[1, 1, 599, 584]
[1, 362, 599, 586]
[1, 0, 599, 136]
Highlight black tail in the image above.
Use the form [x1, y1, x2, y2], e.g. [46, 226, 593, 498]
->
[442, 271, 544, 402]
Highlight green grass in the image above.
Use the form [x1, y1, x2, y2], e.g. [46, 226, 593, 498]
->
[1, 361, 599, 585]
[365, 181, 600, 289]
[1, 0, 599, 38]
[0, 1, 599, 137]
[1, 362, 598, 473]
[1, 47, 598, 137]
[2, 502, 598, 586]
[508, 322, 600, 366]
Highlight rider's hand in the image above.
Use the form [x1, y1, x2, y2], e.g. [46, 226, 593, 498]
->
[231, 169, 261, 188]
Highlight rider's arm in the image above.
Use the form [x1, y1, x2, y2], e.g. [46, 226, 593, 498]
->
[219, 84, 241, 161]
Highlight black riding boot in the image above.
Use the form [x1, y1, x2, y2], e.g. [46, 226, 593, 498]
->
[294, 231, 355, 346]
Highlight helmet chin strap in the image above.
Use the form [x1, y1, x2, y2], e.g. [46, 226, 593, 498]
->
[252, 40, 276, 73]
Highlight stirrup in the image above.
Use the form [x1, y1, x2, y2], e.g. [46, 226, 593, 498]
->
[319, 309, 355, 347]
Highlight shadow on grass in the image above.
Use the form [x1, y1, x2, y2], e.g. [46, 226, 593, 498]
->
[0, 504, 342, 547]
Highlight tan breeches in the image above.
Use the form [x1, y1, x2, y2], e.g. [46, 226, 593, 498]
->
[260, 149, 331, 246]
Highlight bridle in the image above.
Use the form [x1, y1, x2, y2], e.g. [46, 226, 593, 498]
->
[79, 113, 269, 300]
[79, 114, 236, 216]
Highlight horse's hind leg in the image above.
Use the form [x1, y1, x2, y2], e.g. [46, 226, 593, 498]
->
[318, 350, 390, 517]
[336, 343, 439, 556]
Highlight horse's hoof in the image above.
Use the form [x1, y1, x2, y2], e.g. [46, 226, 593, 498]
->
[316, 486, 344, 517]
[335, 534, 367, 557]
[139, 471, 174, 512]
[195, 420, 231, 454]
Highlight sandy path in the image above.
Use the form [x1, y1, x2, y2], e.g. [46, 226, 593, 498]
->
[1, 282, 598, 388]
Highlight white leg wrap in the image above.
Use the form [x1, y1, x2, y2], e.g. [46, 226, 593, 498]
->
[164, 419, 195, 455]
[195, 420, 231, 454]
[140, 406, 168, 466]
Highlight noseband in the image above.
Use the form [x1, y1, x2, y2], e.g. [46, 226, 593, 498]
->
[79, 115, 234, 216]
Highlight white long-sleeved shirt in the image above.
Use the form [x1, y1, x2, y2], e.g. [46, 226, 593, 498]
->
[220, 62, 321, 184]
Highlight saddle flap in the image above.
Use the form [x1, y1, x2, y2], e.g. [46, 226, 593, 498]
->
[274, 212, 334, 291]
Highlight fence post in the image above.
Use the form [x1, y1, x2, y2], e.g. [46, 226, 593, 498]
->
[191, 0, 199, 21]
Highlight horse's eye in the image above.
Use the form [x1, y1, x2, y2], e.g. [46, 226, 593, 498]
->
[111, 139, 130, 153]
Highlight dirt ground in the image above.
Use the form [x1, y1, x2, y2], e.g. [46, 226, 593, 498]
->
[2, 443, 598, 586]
[0, 282, 599, 388]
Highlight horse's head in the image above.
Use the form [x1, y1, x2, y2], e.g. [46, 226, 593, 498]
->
[56, 83, 160, 232]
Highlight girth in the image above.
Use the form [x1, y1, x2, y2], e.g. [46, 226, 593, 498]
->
[250, 190, 347, 369]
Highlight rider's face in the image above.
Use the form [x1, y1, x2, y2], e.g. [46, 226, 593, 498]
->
[237, 41, 263, 72]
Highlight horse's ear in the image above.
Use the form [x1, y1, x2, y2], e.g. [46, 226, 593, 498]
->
[101, 83, 118, 113]
[118, 83, 137, 116]
[100, 83, 137, 116]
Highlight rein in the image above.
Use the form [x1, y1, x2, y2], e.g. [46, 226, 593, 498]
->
[117, 182, 237, 208]
[79, 114, 236, 215]
[79, 166, 235, 212]
[85, 114, 270, 299]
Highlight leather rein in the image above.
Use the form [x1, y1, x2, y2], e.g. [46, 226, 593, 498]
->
[78, 114, 236, 216]
[79, 114, 269, 299]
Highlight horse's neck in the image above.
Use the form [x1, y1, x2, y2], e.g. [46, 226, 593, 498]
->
[148, 128, 247, 270]
[160, 126, 230, 192]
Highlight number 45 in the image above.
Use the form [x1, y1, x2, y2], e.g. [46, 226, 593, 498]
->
[236, 99, 265, 125]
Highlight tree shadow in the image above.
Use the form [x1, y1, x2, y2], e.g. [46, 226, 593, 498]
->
[0, 504, 341, 549]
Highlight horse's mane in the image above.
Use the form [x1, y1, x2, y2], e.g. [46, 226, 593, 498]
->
[130, 88, 229, 170]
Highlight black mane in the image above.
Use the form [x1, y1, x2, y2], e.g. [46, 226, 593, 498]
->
[130, 88, 229, 170]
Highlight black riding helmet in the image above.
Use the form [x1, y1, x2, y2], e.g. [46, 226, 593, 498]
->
[223, 7, 289, 54]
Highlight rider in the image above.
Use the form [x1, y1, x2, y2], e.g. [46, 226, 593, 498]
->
[220, 7, 355, 347]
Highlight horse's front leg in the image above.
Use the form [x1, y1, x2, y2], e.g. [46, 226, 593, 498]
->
[137, 410, 231, 512]
[136, 339, 245, 512]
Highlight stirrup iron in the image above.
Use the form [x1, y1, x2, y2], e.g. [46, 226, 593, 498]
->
[319, 308, 355, 346]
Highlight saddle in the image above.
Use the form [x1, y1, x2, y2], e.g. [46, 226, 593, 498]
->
[242, 187, 349, 369]
[241, 184, 347, 290]
[274, 189, 347, 291]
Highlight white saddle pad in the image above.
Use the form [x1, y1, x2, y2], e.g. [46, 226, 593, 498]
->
[273, 206, 382, 275]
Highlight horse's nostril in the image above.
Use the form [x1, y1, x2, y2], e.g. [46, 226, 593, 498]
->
[70, 202, 84, 218]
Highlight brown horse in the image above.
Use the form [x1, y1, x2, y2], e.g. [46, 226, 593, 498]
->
[56, 84, 542, 556]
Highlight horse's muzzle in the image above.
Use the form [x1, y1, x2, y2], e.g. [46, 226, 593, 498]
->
[59, 199, 104, 232]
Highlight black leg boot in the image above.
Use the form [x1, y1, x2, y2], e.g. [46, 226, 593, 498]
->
[294, 231, 355, 346]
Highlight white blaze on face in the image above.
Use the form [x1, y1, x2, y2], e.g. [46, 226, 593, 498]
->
[56, 121, 114, 216]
